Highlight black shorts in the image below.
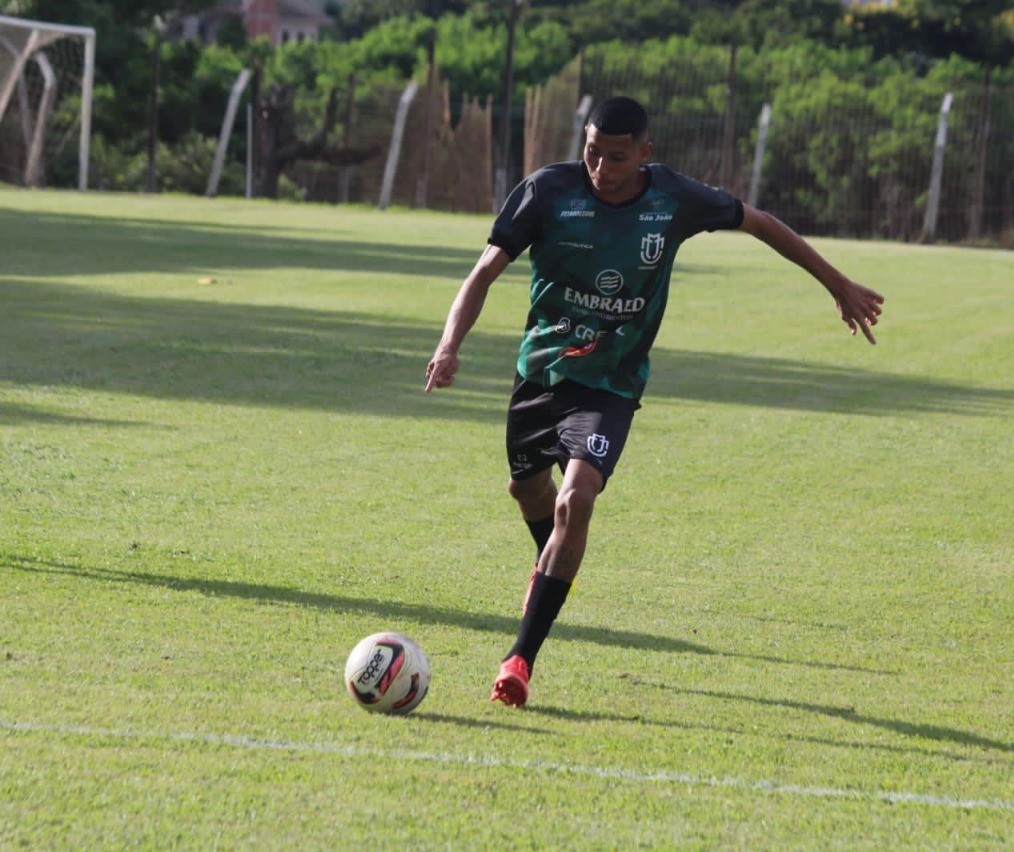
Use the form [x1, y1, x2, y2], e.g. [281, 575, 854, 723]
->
[506, 374, 640, 486]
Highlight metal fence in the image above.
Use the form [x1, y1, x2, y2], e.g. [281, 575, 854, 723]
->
[568, 52, 1014, 243]
[306, 53, 1012, 244]
[3, 34, 1011, 245]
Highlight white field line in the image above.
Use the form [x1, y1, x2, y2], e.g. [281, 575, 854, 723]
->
[2, 720, 1012, 813]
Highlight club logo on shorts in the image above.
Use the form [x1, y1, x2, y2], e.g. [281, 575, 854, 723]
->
[640, 233, 665, 265]
[586, 433, 610, 458]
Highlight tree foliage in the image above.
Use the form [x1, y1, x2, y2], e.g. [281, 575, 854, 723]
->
[6, 0, 1011, 237]
[844, 0, 1014, 66]
[531, 0, 693, 45]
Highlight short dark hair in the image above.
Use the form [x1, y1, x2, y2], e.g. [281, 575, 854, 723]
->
[587, 96, 649, 139]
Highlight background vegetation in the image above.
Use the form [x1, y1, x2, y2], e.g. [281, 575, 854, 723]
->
[2, 0, 1013, 242]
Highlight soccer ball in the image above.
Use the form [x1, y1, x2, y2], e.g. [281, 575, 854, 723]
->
[344, 631, 430, 714]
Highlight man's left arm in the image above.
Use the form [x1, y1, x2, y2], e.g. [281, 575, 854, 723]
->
[738, 203, 884, 344]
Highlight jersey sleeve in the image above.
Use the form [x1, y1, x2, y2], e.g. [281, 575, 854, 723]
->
[675, 174, 744, 238]
[488, 175, 541, 261]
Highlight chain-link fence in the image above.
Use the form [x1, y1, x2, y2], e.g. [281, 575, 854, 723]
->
[564, 52, 1014, 243]
[301, 52, 1012, 243]
[3, 30, 1011, 244]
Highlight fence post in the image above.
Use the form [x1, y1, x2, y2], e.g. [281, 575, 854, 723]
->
[747, 103, 771, 208]
[78, 26, 94, 190]
[567, 93, 593, 161]
[206, 67, 251, 198]
[378, 80, 419, 211]
[921, 91, 953, 244]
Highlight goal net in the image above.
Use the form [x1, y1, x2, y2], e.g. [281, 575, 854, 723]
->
[0, 14, 94, 189]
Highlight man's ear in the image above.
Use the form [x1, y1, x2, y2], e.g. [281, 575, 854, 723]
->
[640, 139, 654, 162]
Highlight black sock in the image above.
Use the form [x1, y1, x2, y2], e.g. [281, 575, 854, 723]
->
[507, 571, 571, 670]
[524, 515, 555, 561]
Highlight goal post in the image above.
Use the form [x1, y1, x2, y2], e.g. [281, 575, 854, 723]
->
[0, 14, 95, 190]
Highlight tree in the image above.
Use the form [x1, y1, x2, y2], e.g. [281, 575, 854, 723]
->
[335, 0, 471, 39]
[844, 0, 1013, 239]
[844, 0, 1014, 65]
[531, 0, 692, 44]
[734, 0, 843, 49]
[256, 83, 380, 198]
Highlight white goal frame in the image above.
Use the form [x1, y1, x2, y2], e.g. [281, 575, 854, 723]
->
[0, 14, 95, 190]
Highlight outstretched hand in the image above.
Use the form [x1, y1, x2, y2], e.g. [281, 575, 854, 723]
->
[830, 277, 884, 344]
[425, 347, 460, 392]
[737, 205, 885, 345]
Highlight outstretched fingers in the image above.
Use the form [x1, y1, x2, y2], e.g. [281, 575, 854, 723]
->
[837, 285, 884, 345]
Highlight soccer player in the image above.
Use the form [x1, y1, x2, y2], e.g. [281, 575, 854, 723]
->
[424, 96, 884, 707]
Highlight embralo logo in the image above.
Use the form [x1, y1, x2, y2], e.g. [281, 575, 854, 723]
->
[595, 269, 624, 296]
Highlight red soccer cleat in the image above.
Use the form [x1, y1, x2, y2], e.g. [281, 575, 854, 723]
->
[490, 654, 530, 707]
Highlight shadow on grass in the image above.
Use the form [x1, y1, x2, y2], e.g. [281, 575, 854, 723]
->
[6, 554, 890, 676]
[0, 401, 150, 428]
[526, 703, 1008, 764]
[616, 678, 1013, 757]
[3, 204, 1009, 421]
[0, 208, 485, 280]
[3, 273, 1012, 424]
[679, 687, 1014, 755]
[3, 203, 1013, 421]
[0, 277, 516, 427]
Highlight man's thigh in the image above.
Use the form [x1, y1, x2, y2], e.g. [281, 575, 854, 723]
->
[506, 376, 639, 485]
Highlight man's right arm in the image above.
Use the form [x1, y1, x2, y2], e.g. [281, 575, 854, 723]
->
[425, 244, 512, 392]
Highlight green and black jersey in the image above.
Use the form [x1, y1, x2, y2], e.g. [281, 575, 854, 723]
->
[489, 162, 743, 400]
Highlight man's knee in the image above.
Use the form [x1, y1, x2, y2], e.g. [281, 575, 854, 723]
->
[554, 482, 596, 530]
[508, 470, 553, 504]
[553, 460, 602, 530]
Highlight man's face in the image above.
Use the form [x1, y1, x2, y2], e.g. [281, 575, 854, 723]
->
[582, 124, 652, 204]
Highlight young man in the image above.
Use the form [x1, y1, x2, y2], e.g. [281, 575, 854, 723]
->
[424, 96, 884, 707]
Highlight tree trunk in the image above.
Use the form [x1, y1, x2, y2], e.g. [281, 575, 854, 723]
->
[258, 84, 381, 200]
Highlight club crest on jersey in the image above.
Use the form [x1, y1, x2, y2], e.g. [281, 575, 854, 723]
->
[586, 433, 610, 458]
[640, 233, 665, 265]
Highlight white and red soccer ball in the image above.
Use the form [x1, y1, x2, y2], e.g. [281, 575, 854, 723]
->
[344, 632, 430, 714]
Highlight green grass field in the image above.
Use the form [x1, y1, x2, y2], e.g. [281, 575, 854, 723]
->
[1, 186, 1011, 849]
